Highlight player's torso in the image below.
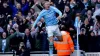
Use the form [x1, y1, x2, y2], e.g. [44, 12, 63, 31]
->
[42, 8, 58, 26]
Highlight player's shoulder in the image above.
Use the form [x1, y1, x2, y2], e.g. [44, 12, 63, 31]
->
[50, 6, 55, 8]
[50, 6, 56, 9]
[39, 9, 47, 14]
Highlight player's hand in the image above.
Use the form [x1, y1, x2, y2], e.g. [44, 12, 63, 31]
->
[57, 16, 62, 20]
[62, 13, 67, 18]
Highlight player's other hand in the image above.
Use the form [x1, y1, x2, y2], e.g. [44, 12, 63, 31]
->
[57, 16, 62, 20]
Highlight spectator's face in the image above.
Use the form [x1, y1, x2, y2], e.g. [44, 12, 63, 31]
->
[9, 21, 12, 25]
[10, 29, 14, 34]
[65, 6, 70, 12]
[87, 10, 92, 16]
[14, 17, 17, 21]
[90, 32, 95, 36]
[22, 0, 25, 4]
[25, 29, 30, 36]
[16, 3, 21, 9]
[18, 12, 21, 15]
[2, 32, 6, 38]
[3, 3, 7, 8]
[44, 2, 50, 10]
[87, 10, 92, 19]
[40, 18, 44, 22]
[13, 24, 19, 31]
[28, 12, 32, 16]
[84, 19, 89, 25]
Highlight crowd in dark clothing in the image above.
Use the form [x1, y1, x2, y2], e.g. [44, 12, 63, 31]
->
[0, 0, 100, 55]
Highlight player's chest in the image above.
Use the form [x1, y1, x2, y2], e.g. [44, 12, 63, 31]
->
[44, 10, 55, 18]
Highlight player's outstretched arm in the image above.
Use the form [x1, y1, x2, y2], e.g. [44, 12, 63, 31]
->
[32, 11, 43, 31]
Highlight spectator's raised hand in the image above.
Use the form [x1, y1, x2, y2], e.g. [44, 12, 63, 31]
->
[40, 31, 43, 34]
[7, 15, 11, 18]
[35, 1, 39, 5]
[31, 27, 35, 32]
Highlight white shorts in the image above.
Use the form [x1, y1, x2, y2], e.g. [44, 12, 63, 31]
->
[46, 25, 61, 37]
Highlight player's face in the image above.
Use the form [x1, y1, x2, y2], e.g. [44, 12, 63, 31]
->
[44, 2, 50, 10]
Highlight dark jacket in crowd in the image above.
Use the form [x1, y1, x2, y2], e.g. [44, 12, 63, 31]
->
[10, 35, 23, 51]
[88, 35, 98, 52]
[0, 32, 17, 52]
[23, 34, 35, 51]
[96, 35, 100, 52]
[79, 34, 89, 52]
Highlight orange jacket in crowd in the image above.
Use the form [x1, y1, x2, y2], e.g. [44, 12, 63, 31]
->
[54, 31, 74, 56]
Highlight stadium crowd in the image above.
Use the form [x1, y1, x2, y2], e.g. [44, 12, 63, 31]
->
[0, 0, 100, 55]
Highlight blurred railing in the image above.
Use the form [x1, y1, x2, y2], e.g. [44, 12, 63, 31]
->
[85, 52, 100, 56]
[0, 52, 14, 56]
[2, 50, 100, 56]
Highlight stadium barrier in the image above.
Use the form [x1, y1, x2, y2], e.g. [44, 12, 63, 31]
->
[1, 50, 100, 56]
[0, 52, 14, 56]
[85, 52, 100, 56]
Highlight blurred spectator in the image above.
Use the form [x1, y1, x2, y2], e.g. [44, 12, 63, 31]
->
[86, 10, 94, 26]
[88, 31, 98, 52]
[31, 1, 43, 14]
[18, 28, 38, 51]
[92, 4, 100, 19]
[80, 18, 91, 36]
[17, 42, 30, 56]
[79, 28, 89, 52]
[8, 0, 29, 17]
[0, 32, 17, 52]
[9, 28, 23, 51]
